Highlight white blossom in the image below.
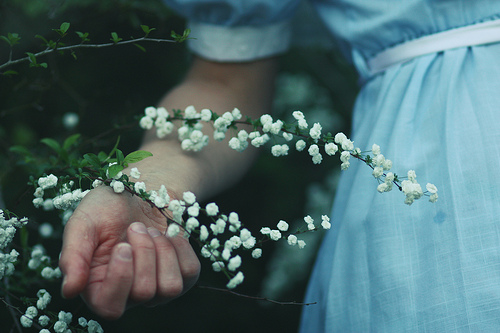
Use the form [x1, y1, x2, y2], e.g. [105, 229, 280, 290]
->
[426, 183, 438, 194]
[199, 225, 209, 242]
[200, 108, 212, 121]
[226, 271, 244, 289]
[372, 166, 384, 178]
[130, 167, 141, 179]
[212, 261, 225, 272]
[139, 116, 154, 130]
[372, 144, 381, 155]
[325, 142, 338, 156]
[298, 240, 306, 249]
[321, 215, 331, 229]
[277, 220, 289, 232]
[287, 234, 298, 246]
[39, 315, 50, 326]
[167, 223, 180, 237]
[269, 230, 282, 241]
[309, 122, 322, 141]
[227, 255, 242, 271]
[111, 180, 125, 194]
[134, 182, 146, 193]
[205, 202, 219, 216]
[38, 174, 58, 190]
[145, 106, 157, 118]
[271, 144, 289, 157]
[183, 191, 196, 205]
[251, 248, 262, 259]
[295, 140, 306, 151]
[292, 111, 304, 120]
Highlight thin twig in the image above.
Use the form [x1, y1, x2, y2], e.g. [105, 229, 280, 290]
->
[197, 285, 317, 306]
[0, 37, 176, 71]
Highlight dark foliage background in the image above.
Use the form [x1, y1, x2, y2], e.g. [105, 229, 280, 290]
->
[0, 1, 358, 332]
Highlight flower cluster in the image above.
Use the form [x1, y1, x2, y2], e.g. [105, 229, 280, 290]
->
[0, 210, 27, 279]
[19, 288, 103, 332]
[140, 105, 438, 205]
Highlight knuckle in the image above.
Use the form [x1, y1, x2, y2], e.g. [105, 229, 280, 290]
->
[160, 278, 184, 299]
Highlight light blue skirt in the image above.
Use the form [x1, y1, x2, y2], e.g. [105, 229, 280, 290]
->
[301, 42, 500, 332]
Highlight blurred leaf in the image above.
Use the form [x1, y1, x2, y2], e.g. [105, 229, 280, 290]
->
[110, 32, 122, 44]
[40, 138, 61, 153]
[63, 134, 81, 151]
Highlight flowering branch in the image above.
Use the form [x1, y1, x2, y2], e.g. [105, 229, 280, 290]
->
[0, 22, 190, 73]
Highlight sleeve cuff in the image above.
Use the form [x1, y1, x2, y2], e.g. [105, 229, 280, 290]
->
[186, 20, 292, 62]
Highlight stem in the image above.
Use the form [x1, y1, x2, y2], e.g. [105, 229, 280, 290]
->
[197, 285, 317, 306]
[0, 37, 176, 71]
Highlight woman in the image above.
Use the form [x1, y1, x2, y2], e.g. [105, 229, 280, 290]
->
[60, 1, 500, 331]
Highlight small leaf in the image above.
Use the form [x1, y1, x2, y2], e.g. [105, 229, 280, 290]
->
[110, 32, 122, 44]
[116, 149, 124, 165]
[124, 150, 153, 165]
[35, 34, 49, 46]
[140, 25, 156, 37]
[26, 52, 37, 64]
[83, 153, 101, 169]
[41, 138, 61, 153]
[108, 164, 124, 179]
[134, 43, 146, 52]
[9, 145, 32, 156]
[60, 22, 70, 34]
[2, 70, 18, 76]
[1, 33, 21, 46]
[76, 31, 90, 42]
[39, 62, 48, 68]
[63, 134, 81, 150]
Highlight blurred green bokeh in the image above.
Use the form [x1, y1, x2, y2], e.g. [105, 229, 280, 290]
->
[0, 1, 358, 332]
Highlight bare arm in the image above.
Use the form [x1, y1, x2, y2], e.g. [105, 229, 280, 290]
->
[59, 55, 278, 319]
[137, 56, 278, 200]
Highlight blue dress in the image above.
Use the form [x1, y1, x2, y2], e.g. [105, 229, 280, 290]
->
[164, 1, 500, 331]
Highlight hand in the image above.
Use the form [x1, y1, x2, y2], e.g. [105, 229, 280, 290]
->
[59, 186, 200, 320]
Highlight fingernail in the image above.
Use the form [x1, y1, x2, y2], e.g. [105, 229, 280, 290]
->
[117, 243, 132, 260]
[131, 222, 147, 234]
[147, 227, 161, 238]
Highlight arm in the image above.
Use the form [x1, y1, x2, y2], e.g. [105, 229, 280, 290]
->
[59, 56, 278, 319]
[138, 56, 278, 200]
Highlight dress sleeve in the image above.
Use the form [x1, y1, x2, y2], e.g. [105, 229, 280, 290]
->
[163, 0, 301, 62]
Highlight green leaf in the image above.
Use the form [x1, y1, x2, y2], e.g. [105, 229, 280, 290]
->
[83, 153, 101, 169]
[39, 62, 48, 68]
[124, 150, 153, 165]
[53, 22, 70, 37]
[107, 136, 121, 160]
[40, 138, 61, 153]
[35, 34, 49, 46]
[2, 70, 18, 76]
[60, 22, 70, 34]
[110, 32, 122, 44]
[116, 149, 124, 165]
[26, 52, 37, 64]
[9, 145, 32, 156]
[134, 43, 146, 52]
[171, 29, 191, 43]
[63, 134, 81, 150]
[1, 33, 21, 46]
[140, 25, 156, 37]
[76, 31, 90, 43]
[108, 164, 124, 179]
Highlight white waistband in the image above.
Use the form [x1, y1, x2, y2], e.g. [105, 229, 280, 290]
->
[368, 19, 500, 76]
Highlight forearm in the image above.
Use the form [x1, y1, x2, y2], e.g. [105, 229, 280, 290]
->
[133, 57, 278, 201]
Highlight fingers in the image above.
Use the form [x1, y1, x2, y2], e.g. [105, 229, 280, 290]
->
[166, 232, 201, 292]
[84, 243, 134, 320]
[127, 222, 158, 302]
[59, 211, 98, 299]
